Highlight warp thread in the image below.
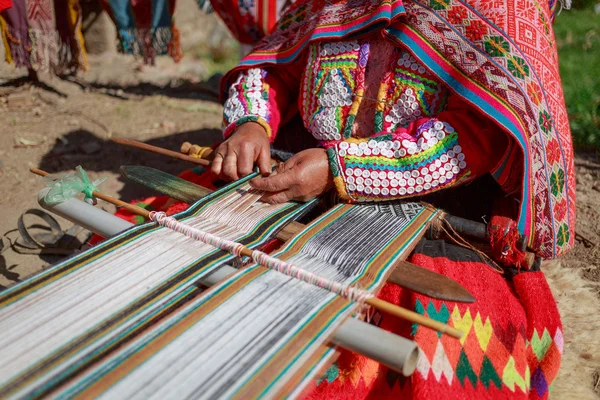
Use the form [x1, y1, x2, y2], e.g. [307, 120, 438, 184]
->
[150, 211, 374, 304]
[430, 212, 504, 273]
[488, 215, 528, 270]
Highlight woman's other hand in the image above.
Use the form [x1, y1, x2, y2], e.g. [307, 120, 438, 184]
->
[249, 148, 333, 203]
[211, 122, 271, 181]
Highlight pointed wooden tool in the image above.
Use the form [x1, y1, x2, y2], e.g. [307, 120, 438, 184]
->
[119, 165, 475, 303]
[390, 261, 475, 302]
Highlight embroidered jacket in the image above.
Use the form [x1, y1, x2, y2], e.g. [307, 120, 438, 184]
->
[223, 37, 509, 202]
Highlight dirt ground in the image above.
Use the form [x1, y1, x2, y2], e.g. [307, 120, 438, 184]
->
[0, 0, 599, 397]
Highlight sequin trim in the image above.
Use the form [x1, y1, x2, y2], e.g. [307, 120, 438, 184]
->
[384, 51, 448, 133]
[302, 40, 369, 142]
[223, 68, 272, 138]
[332, 120, 468, 200]
[300, 42, 448, 142]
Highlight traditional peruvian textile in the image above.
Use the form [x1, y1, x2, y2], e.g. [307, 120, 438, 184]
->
[99, 0, 181, 65]
[223, 37, 506, 210]
[303, 240, 562, 399]
[42, 202, 437, 398]
[222, 0, 575, 260]
[0, 0, 87, 72]
[0, 174, 314, 398]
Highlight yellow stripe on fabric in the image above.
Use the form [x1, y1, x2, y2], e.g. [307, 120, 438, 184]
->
[0, 16, 12, 64]
[68, 0, 88, 71]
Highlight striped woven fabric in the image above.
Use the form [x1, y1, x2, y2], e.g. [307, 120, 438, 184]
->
[49, 202, 437, 398]
[0, 174, 315, 398]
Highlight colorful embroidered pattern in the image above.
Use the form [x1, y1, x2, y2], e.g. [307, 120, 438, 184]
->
[392, 0, 574, 258]
[413, 300, 562, 396]
[384, 51, 448, 132]
[224, 0, 575, 259]
[330, 120, 467, 200]
[304, 40, 366, 142]
[223, 68, 273, 138]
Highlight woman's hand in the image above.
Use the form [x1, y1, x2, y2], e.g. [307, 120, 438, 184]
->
[249, 148, 334, 203]
[211, 122, 271, 181]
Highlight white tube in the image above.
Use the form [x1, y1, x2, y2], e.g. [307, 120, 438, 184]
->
[37, 188, 133, 238]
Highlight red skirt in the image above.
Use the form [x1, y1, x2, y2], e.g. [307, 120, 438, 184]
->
[101, 168, 562, 399]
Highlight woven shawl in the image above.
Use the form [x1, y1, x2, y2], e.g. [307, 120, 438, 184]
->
[0, 174, 315, 398]
[47, 202, 437, 399]
[222, 0, 575, 259]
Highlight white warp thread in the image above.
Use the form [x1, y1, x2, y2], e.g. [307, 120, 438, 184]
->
[150, 211, 374, 304]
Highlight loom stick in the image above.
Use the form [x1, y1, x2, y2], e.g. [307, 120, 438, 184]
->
[119, 165, 475, 303]
[30, 167, 462, 339]
[119, 165, 213, 203]
[111, 138, 211, 167]
[390, 261, 475, 303]
[180, 142, 214, 159]
[37, 188, 132, 238]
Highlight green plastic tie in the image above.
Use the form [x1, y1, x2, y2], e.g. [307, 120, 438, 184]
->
[44, 166, 106, 205]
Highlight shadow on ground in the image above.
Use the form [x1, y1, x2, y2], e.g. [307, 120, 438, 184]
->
[62, 75, 221, 101]
[37, 128, 222, 201]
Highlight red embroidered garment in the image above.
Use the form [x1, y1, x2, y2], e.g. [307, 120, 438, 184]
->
[208, 0, 296, 44]
[222, 38, 512, 203]
[222, 0, 575, 260]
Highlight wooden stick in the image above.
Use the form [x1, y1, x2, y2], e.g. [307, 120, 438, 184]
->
[111, 138, 211, 167]
[180, 142, 214, 160]
[30, 167, 462, 339]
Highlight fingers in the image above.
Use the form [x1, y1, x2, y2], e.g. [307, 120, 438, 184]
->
[249, 169, 295, 192]
[260, 189, 295, 204]
[221, 151, 239, 181]
[237, 143, 255, 178]
[210, 147, 225, 177]
[257, 146, 271, 177]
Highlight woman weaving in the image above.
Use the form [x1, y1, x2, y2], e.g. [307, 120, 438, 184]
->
[211, 0, 573, 398]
